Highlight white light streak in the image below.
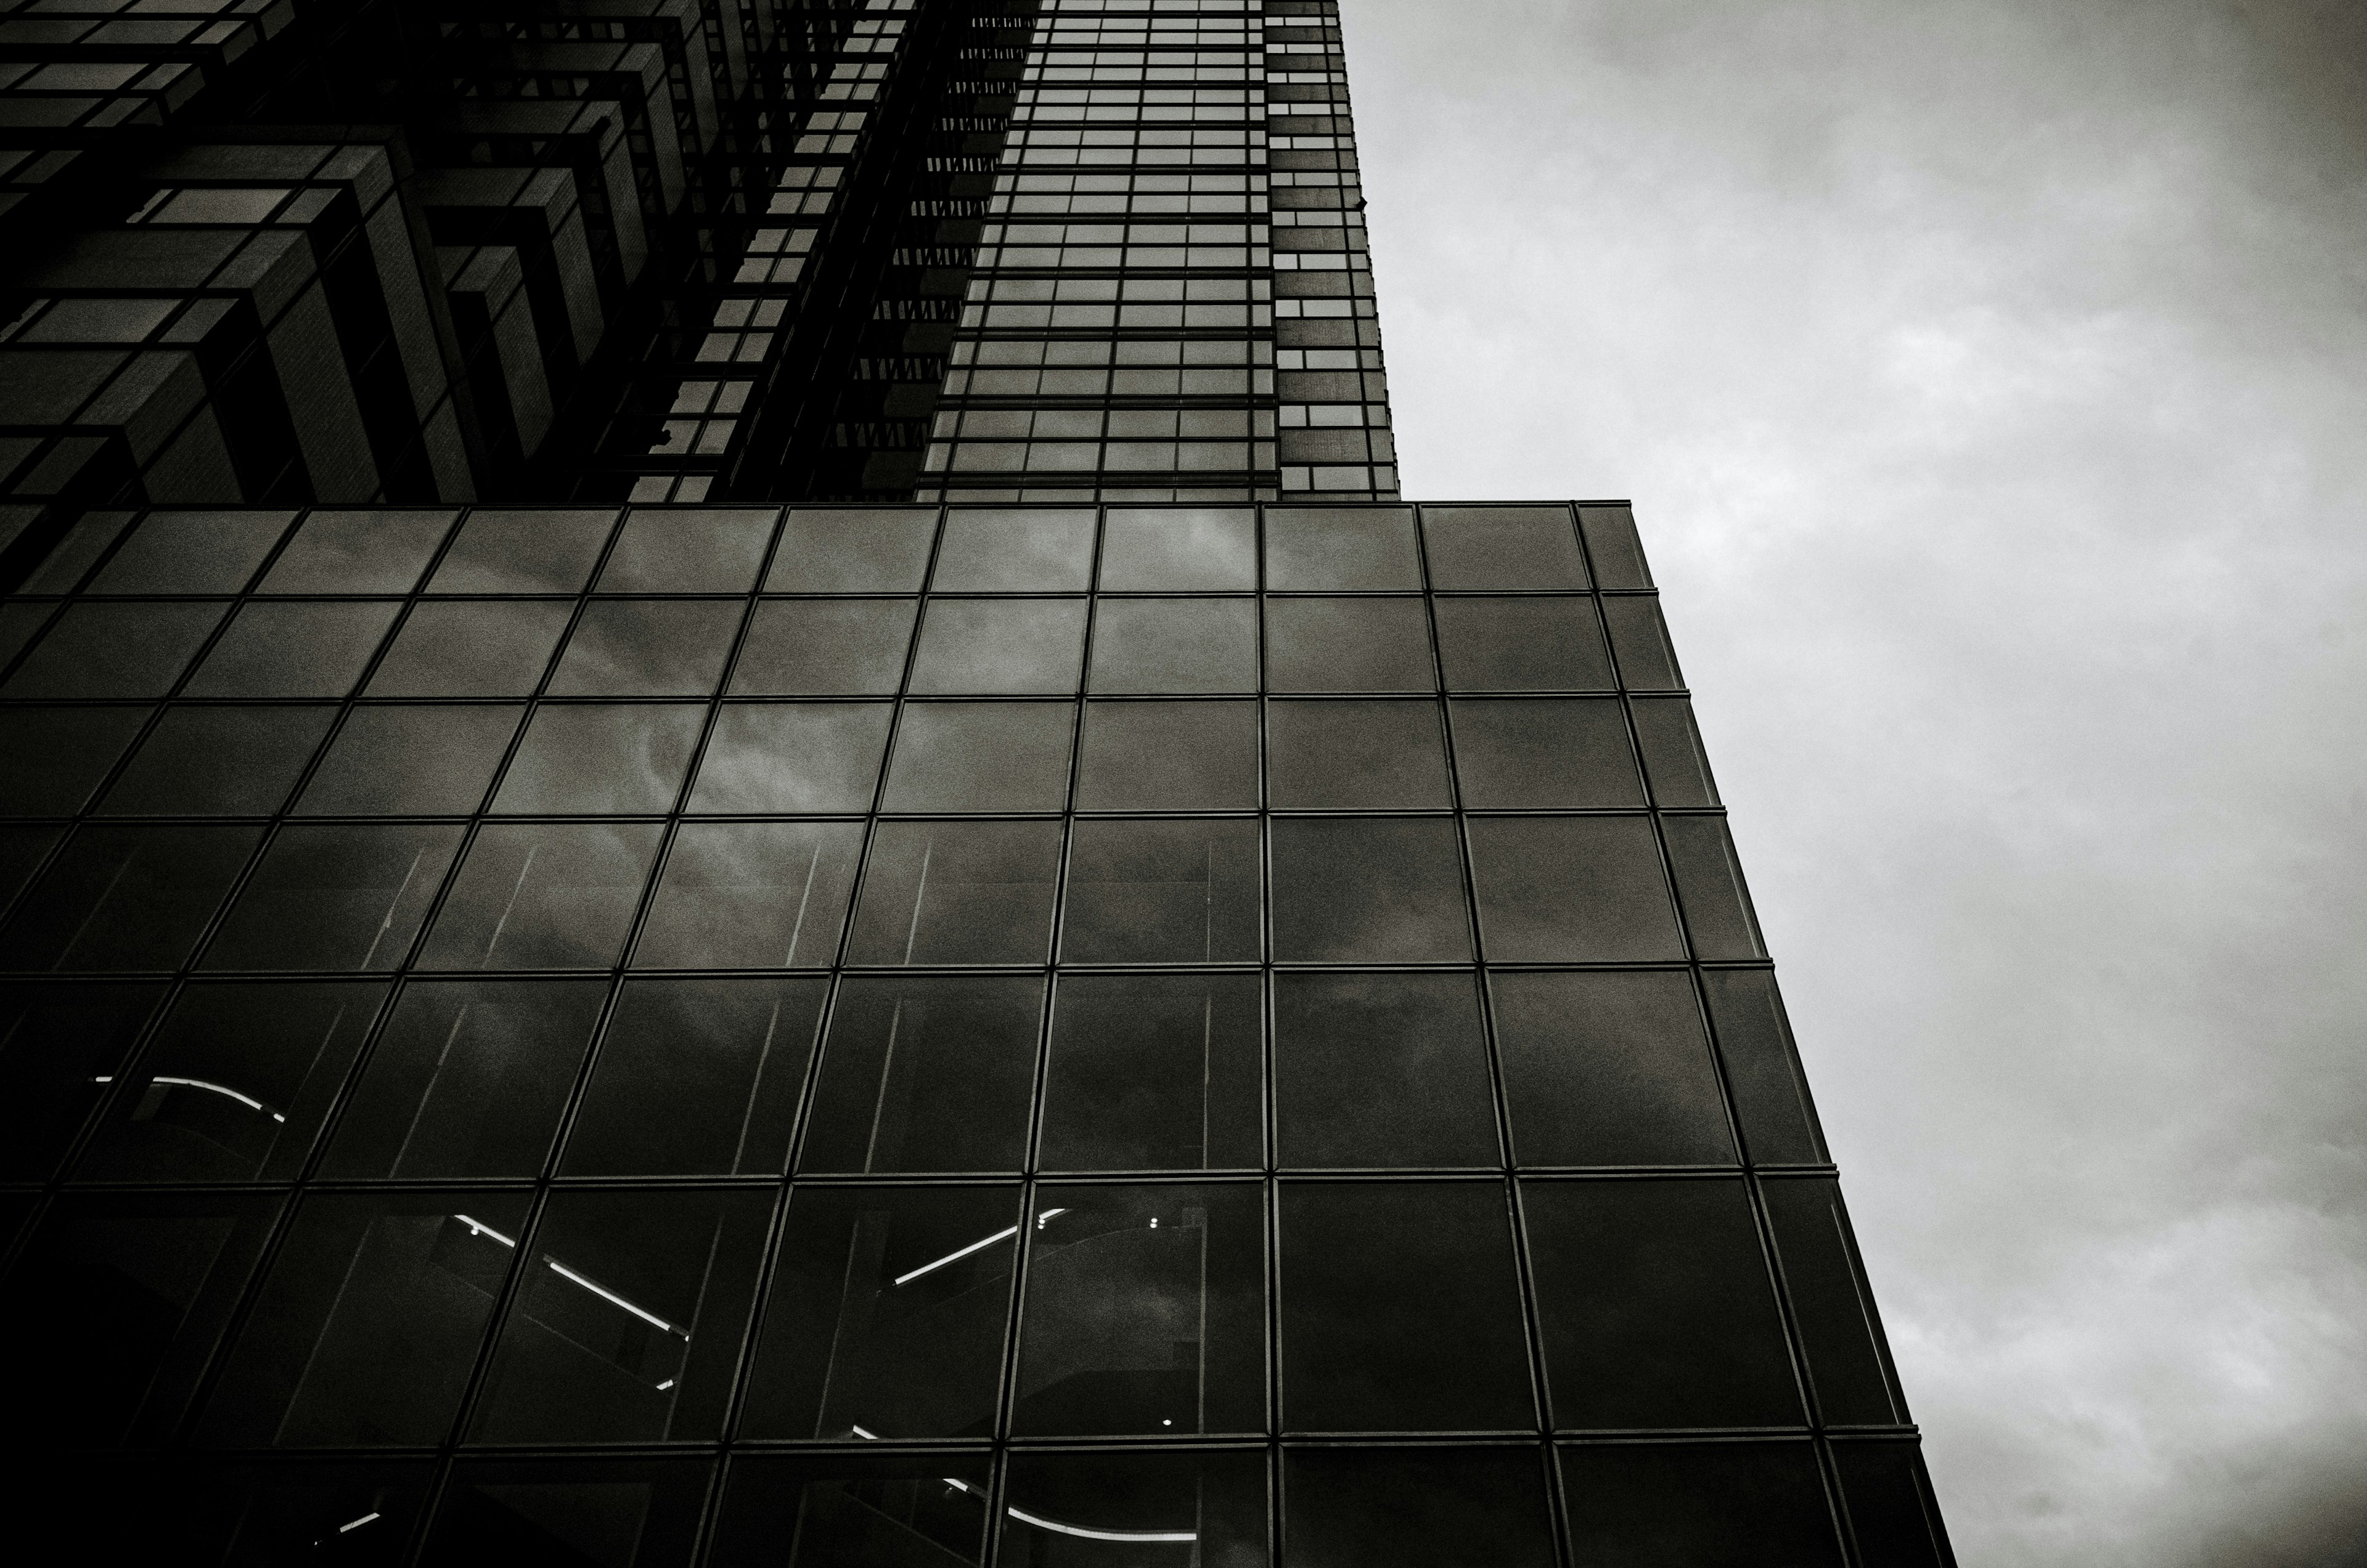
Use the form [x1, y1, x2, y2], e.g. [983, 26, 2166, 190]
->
[896, 1225, 1017, 1286]
[339, 1513, 380, 1533]
[454, 1215, 517, 1248]
[547, 1259, 679, 1335]
[150, 1075, 286, 1122]
[1004, 1505, 1196, 1545]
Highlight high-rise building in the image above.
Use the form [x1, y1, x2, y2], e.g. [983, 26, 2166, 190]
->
[0, 2, 1955, 1564]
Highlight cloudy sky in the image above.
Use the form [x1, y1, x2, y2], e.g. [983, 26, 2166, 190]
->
[1340, 2, 2367, 1564]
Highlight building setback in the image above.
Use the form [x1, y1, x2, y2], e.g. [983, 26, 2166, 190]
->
[0, 2, 1955, 1564]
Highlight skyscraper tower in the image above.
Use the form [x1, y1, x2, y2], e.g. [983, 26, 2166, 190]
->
[0, 2, 1954, 1564]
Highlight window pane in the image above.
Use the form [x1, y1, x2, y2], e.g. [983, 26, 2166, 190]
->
[1465, 817, 1684, 962]
[428, 1458, 710, 1567]
[1275, 973, 1498, 1168]
[180, 602, 399, 698]
[767, 507, 939, 592]
[596, 507, 775, 592]
[730, 599, 915, 695]
[296, 705, 522, 816]
[1699, 970, 1825, 1164]
[1560, 1442, 1841, 1568]
[1100, 506, 1255, 590]
[1629, 696, 1719, 806]
[1088, 597, 1257, 693]
[91, 509, 291, 594]
[100, 706, 333, 815]
[1433, 597, 1611, 692]
[418, 823, 663, 970]
[38, 1459, 431, 1562]
[1267, 699, 1449, 808]
[1278, 1183, 1533, 1432]
[910, 598, 1088, 693]
[1282, 1448, 1556, 1568]
[1448, 698, 1641, 809]
[257, 509, 450, 594]
[1601, 595, 1682, 689]
[1833, 1443, 1951, 1568]
[198, 1191, 531, 1447]
[737, 1185, 1020, 1439]
[1265, 505, 1420, 590]
[1490, 971, 1733, 1166]
[1762, 1178, 1902, 1425]
[428, 507, 616, 593]
[1060, 818, 1259, 963]
[491, 704, 703, 814]
[469, 1190, 773, 1443]
[1075, 700, 1257, 811]
[933, 507, 1095, 592]
[363, 599, 571, 696]
[1264, 598, 1433, 693]
[1041, 973, 1262, 1172]
[880, 702, 1073, 812]
[708, 1454, 991, 1568]
[317, 980, 607, 1179]
[546, 600, 740, 696]
[634, 821, 861, 968]
[1420, 505, 1587, 590]
[563, 978, 827, 1176]
[1, 602, 221, 698]
[0, 824, 259, 971]
[202, 823, 459, 971]
[0, 706, 147, 815]
[1269, 818, 1470, 963]
[1004, 1452, 1267, 1567]
[1662, 815, 1767, 959]
[1576, 504, 1653, 589]
[0, 982, 168, 1180]
[1013, 1184, 1264, 1435]
[799, 976, 1041, 1173]
[1523, 1178, 1799, 1428]
[848, 820, 1061, 966]
[75, 981, 384, 1182]
[688, 703, 891, 813]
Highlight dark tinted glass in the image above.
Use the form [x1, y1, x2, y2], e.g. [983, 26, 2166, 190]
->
[1700, 970, 1825, 1163]
[1833, 1443, 1952, 1568]
[688, 702, 891, 812]
[1448, 698, 1641, 808]
[1266, 698, 1450, 807]
[202, 823, 459, 970]
[1576, 504, 1652, 589]
[634, 820, 861, 967]
[428, 1458, 709, 1567]
[317, 980, 607, 1179]
[182, 601, 399, 697]
[546, 600, 740, 695]
[0, 706, 147, 814]
[1490, 971, 1733, 1166]
[1278, 1182, 1532, 1431]
[1762, 1178, 1902, 1424]
[1269, 817, 1470, 962]
[563, 978, 827, 1175]
[0, 823, 258, 971]
[910, 598, 1088, 695]
[1662, 815, 1767, 959]
[35, 1458, 431, 1563]
[491, 704, 703, 814]
[198, 1191, 530, 1447]
[468, 1189, 773, 1443]
[419, 823, 661, 968]
[708, 1454, 992, 1567]
[737, 1185, 1020, 1439]
[90, 508, 290, 592]
[75, 981, 383, 1182]
[1099, 506, 1256, 589]
[257, 509, 449, 594]
[1601, 595, 1682, 688]
[1629, 696, 1719, 805]
[1, 602, 220, 697]
[799, 976, 1041, 1172]
[880, 701, 1074, 812]
[1014, 1183, 1264, 1434]
[428, 507, 616, 592]
[1523, 1178, 1799, 1427]
[1420, 505, 1586, 590]
[596, 507, 775, 592]
[296, 705, 522, 815]
[0, 982, 167, 1179]
[1283, 1448, 1557, 1568]
[1040, 973, 1262, 1172]
[1003, 1451, 1267, 1567]
[363, 598, 571, 695]
[1432, 597, 1611, 691]
[100, 706, 333, 815]
[1060, 817, 1259, 962]
[1274, 973, 1498, 1168]
[933, 507, 1095, 591]
[1089, 597, 1258, 692]
[1560, 1442, 1841, 1568]
[730, 598, 915, 694]
[848, 819, 1061, 965]
[1264, 505, 1420, 589]
[1075, 700, 1257, 810]
[767, 507, 939, 592]
[1465, 816, 1684, 962]
[1264, 598, 1433, 693]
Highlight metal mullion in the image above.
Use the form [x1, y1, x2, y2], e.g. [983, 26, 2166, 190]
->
[1251, 500, 1286, 1554]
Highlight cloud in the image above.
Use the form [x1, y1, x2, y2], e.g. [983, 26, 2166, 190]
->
[1343, 2, 2367, 1563]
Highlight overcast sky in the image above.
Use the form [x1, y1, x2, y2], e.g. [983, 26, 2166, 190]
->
[1340, 2, 2367, 1564]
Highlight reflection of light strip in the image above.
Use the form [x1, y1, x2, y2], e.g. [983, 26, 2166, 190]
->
[152, 1076, 287, 1122]
[895, 1209, 1070, 1288]
[454, 1215, 517, 1248]
[340, 1513, 381, 1534]
[938, 1476, 1196, 1545]
[548, 1259, 680, 1336]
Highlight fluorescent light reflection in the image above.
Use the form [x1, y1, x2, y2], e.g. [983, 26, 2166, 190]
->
[339, 1512, 380, 1533]
[851, 1427, 1197, 1544]
[446, 1215, 685, 1345]
[896, 1209, 1069, 1288]
[92, 1073, 285, 1122]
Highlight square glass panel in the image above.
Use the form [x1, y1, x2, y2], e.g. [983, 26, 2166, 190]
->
[296, 705, 522, 815]
[1629, 696, 1719, 806]
[1075, 700, 1257, 811]
[1576, 504, 1653, 589]
[688, 703, 891, 813]
[417, 822, 663, 970]
[634, 820, 861, 968]
[909, 598, 1088, 694]
[1040, 973, 1262, 1172]
[1700, 970, 1825, 1164]
[562, 978, 827, 1176]
[1013, 1183, 1265, 1435]
[1661, 815, 1767, 959]
[597, 508, 776, 592]
[1833, 1443, 1952, 1568]
[1560, 1443, 1842, 1568]
[0, 706, 147, 815]
[1465, 817, 1685, 962]
[364, 599, 571, 696]
[428, 1457, 711, 1567]
[256, 510, 451, 594]
[1274, 973, 1498, 1168]
[1099, 506, 1256, 589]
[1490, 971, 1734, 1166]
[1277, 1182, 1534, 1432]
[1600, 595, 1682, 689]
[730, 599, 915, 695]
[736, 1185, 1021, 1439]
[1264, 506, 1420, 590]
[201, 823, 459, 971]
[1003, 1452, 1267, 1566]
[491, 704, 703, 815]
[933, 508, 1095, 592]
[428, 508, 616, 593]
[799, 976, 1042, 1174]
[847, 820, 1062, 966]
[1264, 597, 1432, 692]
[1089, 597, 1257, 693]
[767, 507, 939, 592]
[1060, 818, 1260, 963]
[546, 600, 741, 696]
[181, 601, 399, 698]
[0, 602, 222, 698]
[1282, 1448, 1556, 1568]
[1523, 1178, 1800, 1427]
[1269, 817, 1471, 963]
[1762, 1178, 1902, 1425]
[1419, 505, 1587, 590]
[1448, 698, 1642, 809]
[0, 823, 259, 971]
[1432, 598, 1611, 692]
[100, 706, 333, 815]
[0, 981, 169, 1180]
[1266, 699, 1449, 808]
[90, 510, 291, 594]
[880, 702, 1074, 812]
[316, 979, 608, 1178]
[708, 1454, 991, 1568]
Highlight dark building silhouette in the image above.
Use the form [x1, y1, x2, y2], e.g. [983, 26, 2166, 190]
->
[0, 2, 1954, 1564]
